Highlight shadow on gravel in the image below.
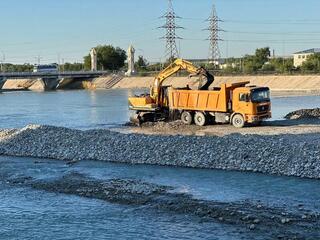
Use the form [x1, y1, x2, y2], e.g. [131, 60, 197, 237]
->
[4, 171, 320, 240]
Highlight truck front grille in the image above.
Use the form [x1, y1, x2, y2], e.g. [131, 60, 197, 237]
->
[257, 105, 269, 113]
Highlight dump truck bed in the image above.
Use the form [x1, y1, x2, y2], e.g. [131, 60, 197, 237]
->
[168, 87, 228, 112]
[168, 82, 250, 112]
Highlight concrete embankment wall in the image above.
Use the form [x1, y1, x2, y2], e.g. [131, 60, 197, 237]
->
[113, 75, 320, 92]
[2, 79, 40, 90]
[2, 75, 320, 92]
[1, 75, 120, 91]
[2, 78, 60, 91]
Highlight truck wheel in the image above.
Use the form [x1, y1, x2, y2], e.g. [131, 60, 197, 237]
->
[181, 111, 193, 125]
[232, 114, 245, 128]
[194, 112, 207, 126]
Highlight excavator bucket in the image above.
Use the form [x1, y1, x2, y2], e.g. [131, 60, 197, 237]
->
[130, 113, 142, 126]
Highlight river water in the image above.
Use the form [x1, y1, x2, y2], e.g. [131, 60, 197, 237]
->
[0, 89, 320, 239]
[1, 89, 320, 129]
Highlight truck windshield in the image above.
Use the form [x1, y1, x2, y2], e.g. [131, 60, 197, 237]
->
[251, 89, 270, 103]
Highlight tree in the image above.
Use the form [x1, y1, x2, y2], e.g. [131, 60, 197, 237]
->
[242, 47, 271, 74]
[83, 55, 91, 71]
[62, 62, 84, 71]
[301, 53, 320, 73]
[83, 45, 126, 71]
[2, 63, 33, 72]
[255, 47, 271, 66]
[136, 55, 148, 70]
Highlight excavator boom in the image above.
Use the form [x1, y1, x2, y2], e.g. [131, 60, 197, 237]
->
[128, 58, 214, 124]
[151, 59, 214, 104]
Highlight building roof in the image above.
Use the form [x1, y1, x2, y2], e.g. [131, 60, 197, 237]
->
[294, 48, 320, 54]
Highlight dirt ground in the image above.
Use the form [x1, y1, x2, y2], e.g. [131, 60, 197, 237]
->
[119, 119, 320, 137]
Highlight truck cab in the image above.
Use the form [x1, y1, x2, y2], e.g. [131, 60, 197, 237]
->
[232, 86, 271, 126]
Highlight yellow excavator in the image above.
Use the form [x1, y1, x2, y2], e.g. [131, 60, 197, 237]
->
[128, 59, 214, 124]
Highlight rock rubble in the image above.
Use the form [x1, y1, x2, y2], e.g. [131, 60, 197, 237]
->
[0, 124, 320, 179]
[285, 108, 320, 120]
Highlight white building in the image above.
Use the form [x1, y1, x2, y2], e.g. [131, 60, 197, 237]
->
[293, 48, 320, 67]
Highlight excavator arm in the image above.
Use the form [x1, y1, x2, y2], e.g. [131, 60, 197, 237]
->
[151, 59, 214, 104]
[128, 58, 214, 119]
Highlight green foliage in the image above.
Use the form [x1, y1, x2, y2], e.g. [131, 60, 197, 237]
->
[146, 63, 163, 72]
[135, 55, 148, 71]
[83, 55, 91, 71]
[83, 45, 126, 71]
[242, 47, 271, 73]
[255, 47, 271, 66]
[1, 63, 33, 72]
[301, 53, 320, 73]
[61, 62, 84, 71]
[261, 63, 275, 72]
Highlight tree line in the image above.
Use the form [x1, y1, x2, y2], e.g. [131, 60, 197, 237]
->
[2, 45, 320, 75]
[218, 47, 320, 75]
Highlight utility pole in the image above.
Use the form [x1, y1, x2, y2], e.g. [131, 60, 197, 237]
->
[205, 2, 223, 67]
[159, 0, 183, 61]
[62, 58, 65, 72]
[35, 55, 42, 65]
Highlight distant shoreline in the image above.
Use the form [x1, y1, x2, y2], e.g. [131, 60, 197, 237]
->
[1, 75, 320, 97]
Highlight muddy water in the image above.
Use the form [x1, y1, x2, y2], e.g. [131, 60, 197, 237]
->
[0, 89, 320, 129]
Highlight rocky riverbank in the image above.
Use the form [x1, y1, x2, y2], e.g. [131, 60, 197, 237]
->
[0, 124, 320, 179]
[285, 108, 320, 120]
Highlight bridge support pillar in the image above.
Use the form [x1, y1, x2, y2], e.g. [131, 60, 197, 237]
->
[0, 77, 6, 89]
[42, 77, 60, 90]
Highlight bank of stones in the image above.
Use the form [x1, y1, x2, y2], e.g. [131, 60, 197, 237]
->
[285, 108, 320, 120]
[0, 125, 319, 179]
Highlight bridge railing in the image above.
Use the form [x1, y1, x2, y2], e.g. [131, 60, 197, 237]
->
[0, 70, 112, 78]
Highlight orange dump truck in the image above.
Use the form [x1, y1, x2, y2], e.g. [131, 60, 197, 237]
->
[168, 81, 271, 128]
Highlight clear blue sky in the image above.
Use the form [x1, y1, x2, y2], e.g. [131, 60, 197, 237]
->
[1, 0, 320, 64]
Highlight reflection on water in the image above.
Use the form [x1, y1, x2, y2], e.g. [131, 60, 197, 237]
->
[0, 89, 320, 129]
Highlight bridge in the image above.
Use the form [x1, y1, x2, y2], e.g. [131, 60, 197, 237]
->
[0, 70, 110, 79]
[0, 71, 124, 91]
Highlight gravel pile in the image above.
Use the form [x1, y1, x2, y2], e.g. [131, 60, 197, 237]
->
[0, 124, 320, 179]
[285, 108, 320, 120]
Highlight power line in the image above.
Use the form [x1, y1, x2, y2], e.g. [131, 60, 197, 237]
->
[224, 30, 320, 36]
[181, 17, 320, 25]
[223, 19, 320, 25]
[159, 0, 183, 60]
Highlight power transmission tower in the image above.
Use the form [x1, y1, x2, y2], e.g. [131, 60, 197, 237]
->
[159, 0, 183, 61]
[205, 2, 223, 66]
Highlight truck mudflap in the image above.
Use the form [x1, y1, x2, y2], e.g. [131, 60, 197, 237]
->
[246, 113, 272, 123]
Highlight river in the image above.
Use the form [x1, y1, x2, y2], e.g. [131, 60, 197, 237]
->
[0, 89, 320, 239]
[1, 89, 320, 129]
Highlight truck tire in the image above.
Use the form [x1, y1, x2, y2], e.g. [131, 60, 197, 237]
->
[181, 111, 193, 125]
[194, 112, 207, 126]
[232, 114, 245, 128]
